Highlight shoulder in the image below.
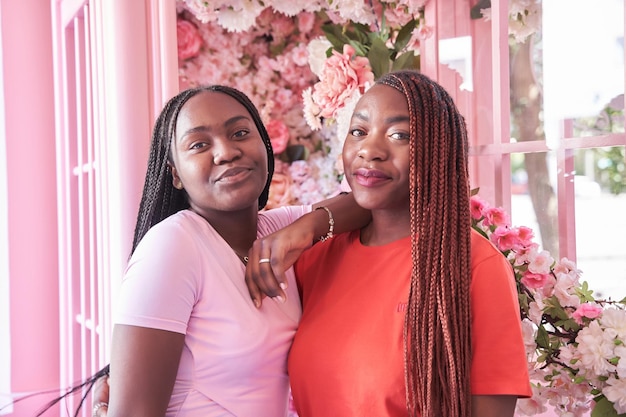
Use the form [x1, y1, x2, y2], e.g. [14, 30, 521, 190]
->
[134, 210, 205, 258]
[258, 205, 313, 234]
[298, 230, 355, 264]
[470, 228, 510, 270]
[469, 228, 517, 298]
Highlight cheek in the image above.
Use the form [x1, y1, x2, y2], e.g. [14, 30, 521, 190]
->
[341, 141, 358, 170]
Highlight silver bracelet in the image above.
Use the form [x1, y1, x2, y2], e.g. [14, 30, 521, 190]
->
[315, 206, 334, 242]
[92, 402, 108, 417]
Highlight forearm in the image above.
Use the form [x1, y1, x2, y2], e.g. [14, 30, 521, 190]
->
[245, 192, 370, 305]
[310, 192, 371, 243]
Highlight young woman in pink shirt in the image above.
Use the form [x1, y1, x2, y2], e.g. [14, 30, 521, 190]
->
[46, 85, 369, 417]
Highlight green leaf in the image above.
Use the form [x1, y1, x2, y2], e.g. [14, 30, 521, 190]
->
[392, 51, 418, 71]
[348, 40, 369, 58]
[591, 396, 626, 417]
[394, 18, 417, 52]
[367, 37, 391, 79]
[321, 24, 350, 52]
[536, 325, 550, 349]
[576, 281, 595, 302]
[352, 22, 374, 44]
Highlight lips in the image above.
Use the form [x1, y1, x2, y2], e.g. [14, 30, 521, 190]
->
[352, 167, 391, 187]
[215, 166, 252, 183]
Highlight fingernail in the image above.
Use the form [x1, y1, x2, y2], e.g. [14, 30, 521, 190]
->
[272, 295, 285, 304]
[254, 299, 261, 308]
[279, 282, 288, 290]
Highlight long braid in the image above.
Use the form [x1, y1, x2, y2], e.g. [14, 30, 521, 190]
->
[131, 85, 274, 254]
[32, 85, 273, 416]
[377, 71, 472, 417]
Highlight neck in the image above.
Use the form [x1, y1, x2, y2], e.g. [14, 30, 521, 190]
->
[360, 210, 411, 246]
[195, 206, 259, 256]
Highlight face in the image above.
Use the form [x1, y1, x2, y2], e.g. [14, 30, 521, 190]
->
[342, 84, 411, 213]
[169, 91, 268, 216]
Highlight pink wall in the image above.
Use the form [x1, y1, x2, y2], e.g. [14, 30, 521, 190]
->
[2, 0, 60, 415]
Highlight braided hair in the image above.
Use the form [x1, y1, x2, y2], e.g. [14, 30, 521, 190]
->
[377, 70, 472, 417]
[132, 85, 275, 253]
[31, 86, 274, 416]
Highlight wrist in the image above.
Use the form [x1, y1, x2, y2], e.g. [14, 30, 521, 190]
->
[92, 402, 108, 417]
[314, 206, 334, 242]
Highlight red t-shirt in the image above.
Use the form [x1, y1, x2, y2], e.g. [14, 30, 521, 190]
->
[289, 229, 531, 416]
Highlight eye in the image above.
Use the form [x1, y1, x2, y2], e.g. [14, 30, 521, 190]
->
[390, 131, 410, 141]
[190, 141, 208, 150]
[349, 128, 367, 138]
[232, 128, 251, 140]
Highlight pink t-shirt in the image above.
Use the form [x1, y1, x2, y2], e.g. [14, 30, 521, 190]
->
[115, 206, 310, 417]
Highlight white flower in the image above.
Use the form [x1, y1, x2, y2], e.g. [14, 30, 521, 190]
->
[515, 386, 547, 416]
[575, 321, 617, 377]
[604, 376, 626, 414]
[521, 319, 537, 354]
[307, 37, 333, 78]
[333, 89, 363, 153]
[553, 273, 581, 308]
[216, 0, 265, 32]
[270, 0, 319, 16]
[528, 250, 554, 274]
[600, 308, 626, 339]
[615, 345, 626, 379]
[527, 298, 544, 325]
[330, 0, 376, 25]
[302, 88, 322, 131]
[182, 0, 218, 23]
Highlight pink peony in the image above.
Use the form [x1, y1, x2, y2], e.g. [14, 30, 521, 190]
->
[265, 119, 291, 154]
[311, 44, 374, 119]
[267, 162, 293, 209]
[482, 206, 510, 227]
[521, 271, 552, 290]
[572, 303, 603, 325]
[177, 19, 203, 61]
[470, 195, 487, 220]
[514, 225, 535, 247]
[489, 226, 518, 252]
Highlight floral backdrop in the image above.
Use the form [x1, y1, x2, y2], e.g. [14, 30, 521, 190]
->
[175, 1, 625, 416]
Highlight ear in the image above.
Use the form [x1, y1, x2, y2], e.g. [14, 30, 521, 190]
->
[168, 162, 183, 190]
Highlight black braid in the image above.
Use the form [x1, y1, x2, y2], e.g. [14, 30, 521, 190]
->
[131, 85, 275, 253]
[32, 86, 274, 416]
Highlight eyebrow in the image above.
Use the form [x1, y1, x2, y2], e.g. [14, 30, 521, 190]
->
[181, 115, 252, 138]
[352, 111, 410, 125]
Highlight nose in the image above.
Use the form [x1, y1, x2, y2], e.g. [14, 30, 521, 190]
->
[212, 138, 242, 165]
[356, 134, 387, 161]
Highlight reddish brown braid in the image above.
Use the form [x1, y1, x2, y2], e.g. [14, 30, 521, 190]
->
[377, 70, 472, 417]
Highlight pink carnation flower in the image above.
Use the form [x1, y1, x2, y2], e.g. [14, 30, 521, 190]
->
[489, 226, 518, 252]
[265, 119, 291, 154]
[521, 271, 552, 290]
[482, 206, 510, 227]
[514, 225, 535, 247]
[177, 19, 203, 61]
[470, 195, 487, 220]
[311, 44, 374, 119]
[572, 303, 603, 325]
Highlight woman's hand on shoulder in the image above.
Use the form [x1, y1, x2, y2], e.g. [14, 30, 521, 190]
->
[245, 222, 315, 307]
